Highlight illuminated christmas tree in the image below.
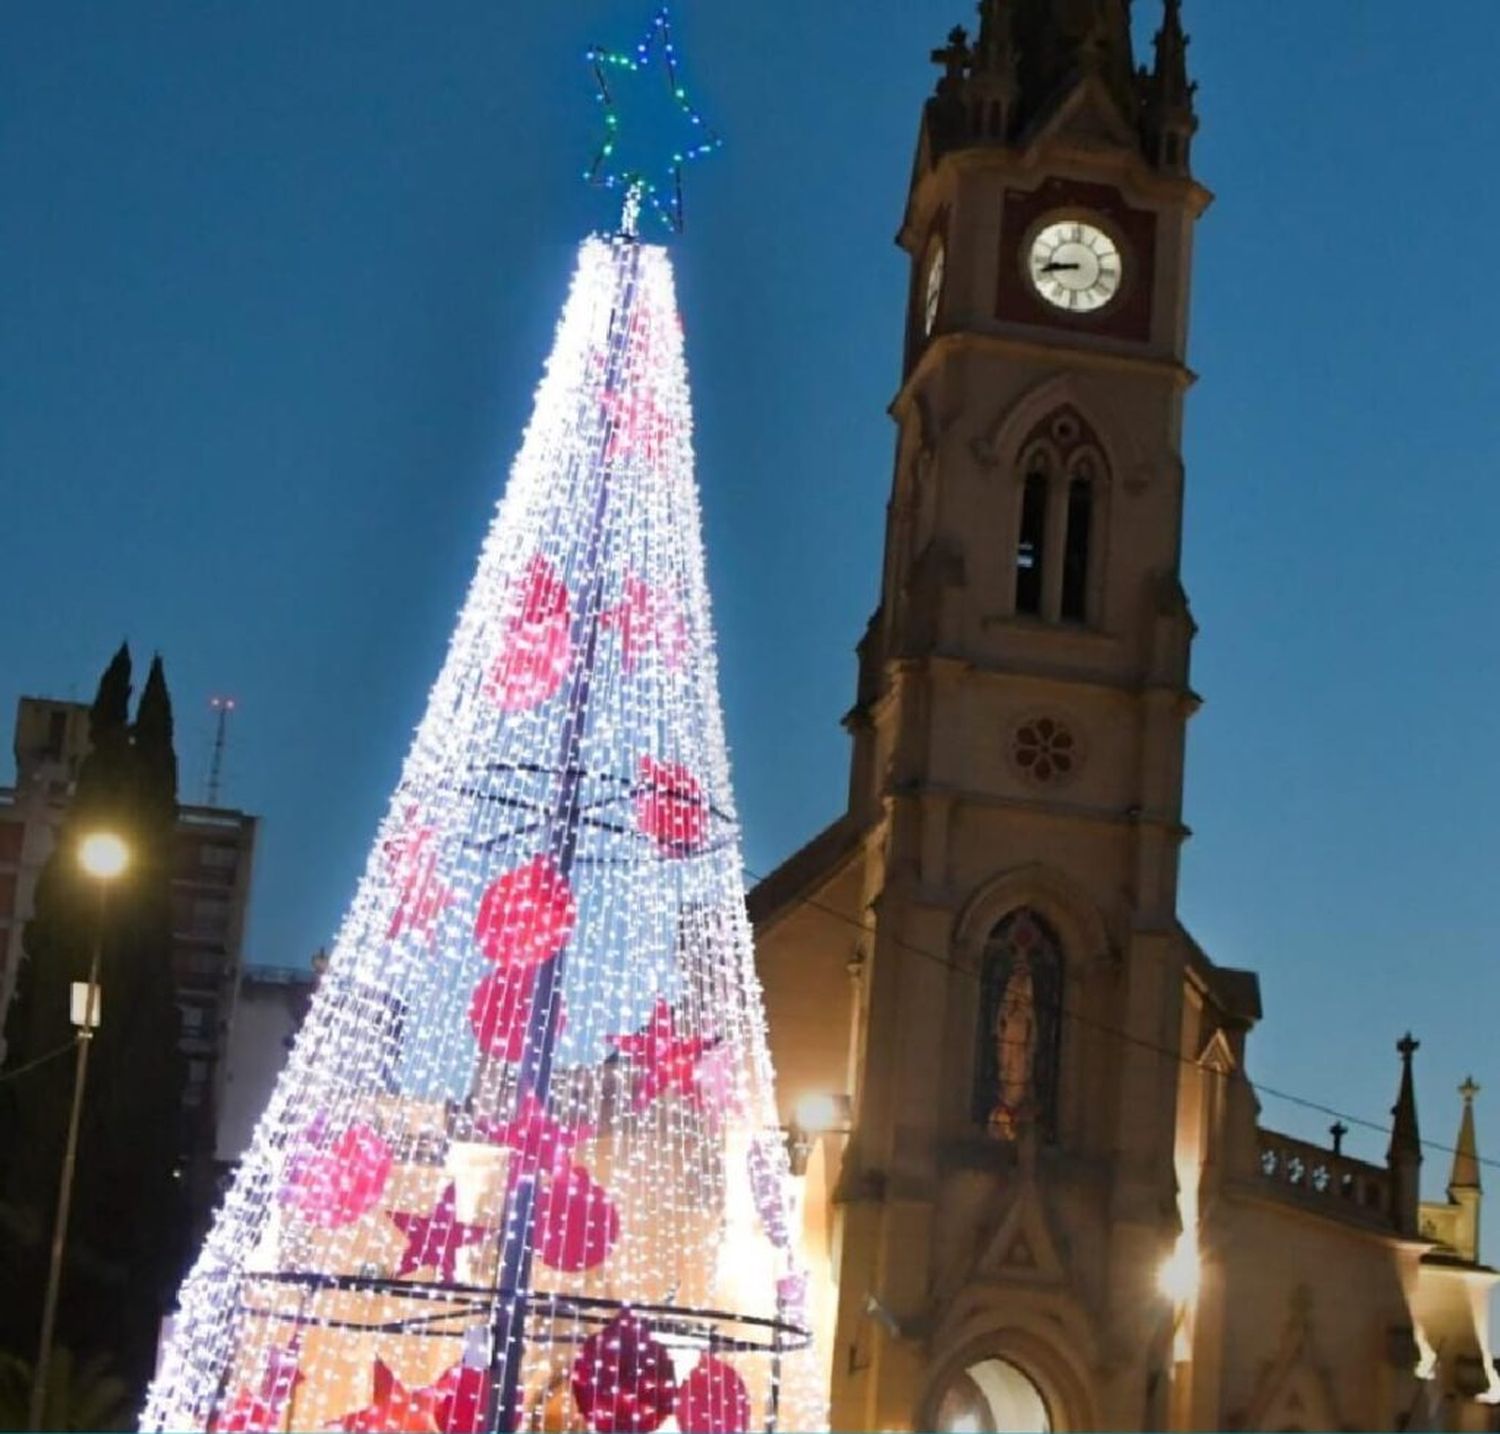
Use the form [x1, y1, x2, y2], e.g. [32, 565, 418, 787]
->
[142, 18, 823, 1431]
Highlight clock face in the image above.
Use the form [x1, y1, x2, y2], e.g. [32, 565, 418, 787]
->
[1027, 220, 1123, 314]
[923, 242, 945, 337]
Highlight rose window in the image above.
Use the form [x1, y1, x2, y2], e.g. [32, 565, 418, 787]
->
[1013, 717, 1078, 785]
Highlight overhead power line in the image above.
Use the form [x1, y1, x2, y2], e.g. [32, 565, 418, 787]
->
[0, 1038, 78, 1087]
[742, 864, 1496, 1176]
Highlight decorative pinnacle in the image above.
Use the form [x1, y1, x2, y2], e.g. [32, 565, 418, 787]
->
[1330, 1121, 1348, 1156]
[972, 0, 1019, 103]
[1149, 0, 1194, 104]
[1451, 1076, 1482, 1194]
[974, 0, 1014, 67]
[1388, 1031, 1422, 1167]
[1078, 14, 1111, 73]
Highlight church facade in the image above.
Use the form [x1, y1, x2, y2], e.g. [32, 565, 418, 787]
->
[751, 3, 1498, 1429]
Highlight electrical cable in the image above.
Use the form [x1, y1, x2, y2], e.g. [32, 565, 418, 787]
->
[742, 862, 1498, 1175]
[0, 1037, 79, 1086]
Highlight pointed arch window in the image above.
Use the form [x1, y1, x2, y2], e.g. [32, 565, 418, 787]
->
[920, 232, 946, 340]
[1060, 459, 1096, 623]
[1010, 407, 1108, 625]
[1014, 455, 1050, 617]
[972, 908, 1064, 1141]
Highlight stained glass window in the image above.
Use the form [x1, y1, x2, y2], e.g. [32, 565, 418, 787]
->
[972, 908, 1064, 1141]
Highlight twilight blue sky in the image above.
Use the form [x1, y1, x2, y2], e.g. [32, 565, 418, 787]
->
[4, 4, 1499, 1239]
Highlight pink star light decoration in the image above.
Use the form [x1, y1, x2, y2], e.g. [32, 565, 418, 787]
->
[607, 997, 718, 1111]
[329, 1360, 438, 1433]
[389, 1182, 490, 1283]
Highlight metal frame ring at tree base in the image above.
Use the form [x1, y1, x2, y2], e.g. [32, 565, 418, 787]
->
[236, 1269, 814, 1355]
[224, 1275, 807, 1430]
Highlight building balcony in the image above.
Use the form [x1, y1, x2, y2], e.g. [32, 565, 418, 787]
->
[1255, 1127, 1393, 1228]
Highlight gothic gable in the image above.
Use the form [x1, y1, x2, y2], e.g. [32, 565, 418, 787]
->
[1022, 72, 1140, 156]
[951, 862, 1111, 968]
[970, 371, 1148, 491]
[972, 1165, 1068, 1288]
[1237, 1286, 1345, 1433]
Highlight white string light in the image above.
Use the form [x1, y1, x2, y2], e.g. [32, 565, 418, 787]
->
[140, 235, 826, 1434]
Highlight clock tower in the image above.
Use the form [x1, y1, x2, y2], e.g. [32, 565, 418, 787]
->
[761, 0, 1227, 1427]
[755, 4, 1500, 1429]
[842, 2, 1211, 1427]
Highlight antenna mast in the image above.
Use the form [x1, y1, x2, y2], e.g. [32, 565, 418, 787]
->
[206, 696, 236, 807]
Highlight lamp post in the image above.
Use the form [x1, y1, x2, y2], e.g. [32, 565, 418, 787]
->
[28, 830, 129, 1432]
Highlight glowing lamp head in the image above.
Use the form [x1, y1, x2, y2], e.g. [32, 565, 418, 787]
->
[793, 1093, 842, 1136]
[1157, 1236, 1201, 1306]
[78, 831, 129, 881]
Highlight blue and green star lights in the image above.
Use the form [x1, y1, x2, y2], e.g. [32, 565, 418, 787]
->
[586, 6, 722, 234]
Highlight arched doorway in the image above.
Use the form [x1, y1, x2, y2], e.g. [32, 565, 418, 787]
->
[933, 1357, 1052, 1433]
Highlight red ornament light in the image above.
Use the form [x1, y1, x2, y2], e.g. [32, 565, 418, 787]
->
[279, 1122, 393, 1228]
[635, 756, 709, 856]
[570, 1313, 677, 1433]
[468, 966, 548, 1063]
[486, 556, 573, 712]
[384, 817, 454, 941]
[475, 1091, 591, 1174]
[674, 1355, 751, 1434]
[689, 1043, 743, 1123]
[474, 855, 577, 968]
[534, 1162, 621, 1273]
[601, 575, 687, 675]
[423, 1364, 492, 1434]
[601, 381, 675, 468]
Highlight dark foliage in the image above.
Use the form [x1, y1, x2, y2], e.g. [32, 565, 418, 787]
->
[0, 646, 186, 1412]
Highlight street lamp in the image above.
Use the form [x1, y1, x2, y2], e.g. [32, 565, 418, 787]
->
[786, 1092, 852, 1177]
[78, 831, 129, 881]
[29, 829, 129, 1432]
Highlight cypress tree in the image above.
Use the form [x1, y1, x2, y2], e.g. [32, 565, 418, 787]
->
[0, 646, 186, 1405]
[0, 645, 136, 1360]
[77, 654, 184, 1383]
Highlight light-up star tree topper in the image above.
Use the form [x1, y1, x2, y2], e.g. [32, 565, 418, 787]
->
[141, 11, 824, 1434]
[586, 6, 723, 234]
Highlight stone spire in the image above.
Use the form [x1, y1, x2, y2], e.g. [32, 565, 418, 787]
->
[1449, 1077, 1481, 1196]
[970, 0, 1021, 140]
[1444, 1078, 1483, 1261]
[1388, 1033, 1423, 1236]
[1141, 0, 1198, 173]
[1010, 0, 1137, 130]
[923, 0, 1139, 160]
[974, 0, 1018, 78]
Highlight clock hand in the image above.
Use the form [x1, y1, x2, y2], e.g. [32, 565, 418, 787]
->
[1038, 261, 1082, 274]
